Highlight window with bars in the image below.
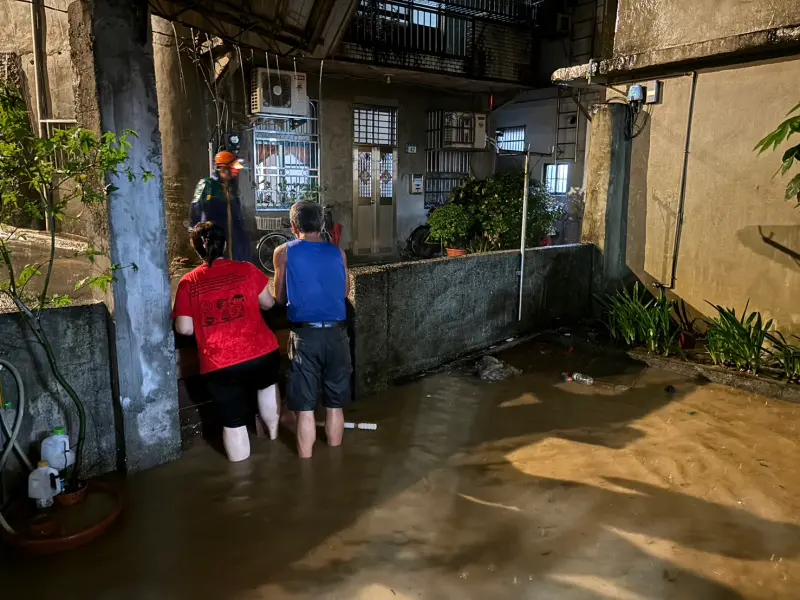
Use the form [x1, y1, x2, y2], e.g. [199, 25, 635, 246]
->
[354, 107, 397, 146]
[544, 163, 570, 195]
[497, 126, 525, 152]
[253, 103, 320, 212]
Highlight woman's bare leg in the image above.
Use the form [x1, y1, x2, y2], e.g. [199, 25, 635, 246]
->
[257, 384, 280, 441]
[222, 426, 250, 462]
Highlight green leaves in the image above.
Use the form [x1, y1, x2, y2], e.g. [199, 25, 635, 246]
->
[597, 282, 683, 357]
[755, 101, 800, 206]
[448, 169, 562, 250]
[427, 203, 474, 249]
[705, 301, 772, 374]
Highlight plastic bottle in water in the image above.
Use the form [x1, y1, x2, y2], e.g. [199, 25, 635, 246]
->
[28, 460, 62, 509]
[41, 426, 75, 472]
[572, 373, 594, 385]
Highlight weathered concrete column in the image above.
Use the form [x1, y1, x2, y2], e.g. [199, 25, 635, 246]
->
[68, 0, 181, 472]
[581, 103, 632, 295]
[152, 16, 212, 261]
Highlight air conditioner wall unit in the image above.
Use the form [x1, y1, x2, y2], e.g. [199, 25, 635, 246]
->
[428, 111, 487, 150]
[250, 69, 308, 116]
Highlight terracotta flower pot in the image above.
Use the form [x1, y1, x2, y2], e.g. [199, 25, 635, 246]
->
[446, 248, 466, 257]
[56, 481, 88, 507]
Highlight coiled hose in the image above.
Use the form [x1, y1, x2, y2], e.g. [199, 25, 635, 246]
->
[0, 359, 27, 535]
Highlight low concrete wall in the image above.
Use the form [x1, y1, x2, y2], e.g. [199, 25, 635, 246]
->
[350, 244, 595, 396]
[0, 303, 117, 481]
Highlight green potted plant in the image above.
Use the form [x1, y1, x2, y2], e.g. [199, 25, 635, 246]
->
[427, 202, 474, 257]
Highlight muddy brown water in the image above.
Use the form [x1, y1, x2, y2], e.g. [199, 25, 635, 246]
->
[2, 342, 799, 599]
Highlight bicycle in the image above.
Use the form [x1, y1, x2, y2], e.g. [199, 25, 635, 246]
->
[255, 204, 339, 274]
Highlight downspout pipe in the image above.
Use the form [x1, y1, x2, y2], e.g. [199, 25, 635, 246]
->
[661, 71, 698, 290]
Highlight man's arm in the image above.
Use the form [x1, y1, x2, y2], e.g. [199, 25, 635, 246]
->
[272, 244, 288, 305]
[340, 248, 350, 299]
[188, 180, 207, 229]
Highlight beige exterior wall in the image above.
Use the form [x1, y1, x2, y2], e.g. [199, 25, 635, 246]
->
[615, 0, 800, 56]
[624, 57, 800, 332]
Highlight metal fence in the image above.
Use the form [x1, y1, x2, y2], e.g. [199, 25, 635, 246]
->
[338, 0, 538, 82]
[253, 101, 320, 212]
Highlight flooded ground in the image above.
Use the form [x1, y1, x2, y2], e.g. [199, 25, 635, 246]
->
[3, 341, 799, 598]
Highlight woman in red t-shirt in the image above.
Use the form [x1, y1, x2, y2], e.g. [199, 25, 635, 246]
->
[173, 222, 281, 462]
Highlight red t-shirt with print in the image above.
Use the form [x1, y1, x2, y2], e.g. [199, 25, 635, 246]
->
[172, 260, 279, 374]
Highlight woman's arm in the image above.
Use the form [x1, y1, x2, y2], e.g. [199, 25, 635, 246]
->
[175, 316, 195, 336]
[258, 284, 275, 310]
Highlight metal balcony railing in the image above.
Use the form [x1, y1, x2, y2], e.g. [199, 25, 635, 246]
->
[337, 0, 539, 83]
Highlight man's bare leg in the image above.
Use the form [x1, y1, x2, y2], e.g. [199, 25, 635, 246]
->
[296, 411, 316, 458]
[325, 407, 345, 447]
[257, 384, 280, 440]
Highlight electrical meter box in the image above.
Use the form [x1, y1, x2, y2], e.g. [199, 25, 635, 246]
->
[646, 80, 663, 104]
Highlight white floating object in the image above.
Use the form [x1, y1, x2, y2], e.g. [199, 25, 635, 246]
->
[316, 421, 377, 430]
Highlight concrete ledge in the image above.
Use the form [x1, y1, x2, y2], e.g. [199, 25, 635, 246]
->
[350, 244, 595, 397]
[553, 24, 800, 84]
[629, 351, 800, 403]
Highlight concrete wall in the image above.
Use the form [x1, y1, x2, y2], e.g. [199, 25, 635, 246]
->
[0, 0, 74, 123]
[0, 304, 117, 480]
[350, 244, 594, 396]
[585, 57, 800, 333]
[614, 0, 800, 57]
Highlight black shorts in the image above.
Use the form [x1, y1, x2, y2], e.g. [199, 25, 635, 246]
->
[205, 351, 280, 428]
[286, 327, 352, 412]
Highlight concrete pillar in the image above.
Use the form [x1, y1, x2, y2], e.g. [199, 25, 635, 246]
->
[68, 0, 181, 472]
[581, 103, 632, 294]
[152, 16, 212, 261]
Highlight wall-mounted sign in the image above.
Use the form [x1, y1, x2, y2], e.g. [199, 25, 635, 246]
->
[405, 143, 417, 154]
[410, 174, 423, 195]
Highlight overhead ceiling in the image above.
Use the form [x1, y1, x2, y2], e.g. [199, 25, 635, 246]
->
[148, 0, 360, 58]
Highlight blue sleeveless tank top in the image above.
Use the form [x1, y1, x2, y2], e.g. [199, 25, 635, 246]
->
[286, 239, 347, 323]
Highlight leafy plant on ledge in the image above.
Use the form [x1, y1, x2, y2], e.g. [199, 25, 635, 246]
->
[705, 302, 772, 374]
[597, 282, 683, 357]
[0, 83, 150, 490]
[754, 101, 800, 207]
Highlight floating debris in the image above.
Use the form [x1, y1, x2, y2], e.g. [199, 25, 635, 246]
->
[475, 356, 521, 381]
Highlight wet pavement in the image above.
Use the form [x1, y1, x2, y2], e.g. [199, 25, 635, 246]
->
[3, 342, 800, 599]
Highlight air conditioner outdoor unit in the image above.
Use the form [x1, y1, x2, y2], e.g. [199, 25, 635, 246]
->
[250, 69, 308, 116]
[439, 111, 487, 150]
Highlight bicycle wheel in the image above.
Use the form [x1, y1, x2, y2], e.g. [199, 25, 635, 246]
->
[256, 232, 291, 274]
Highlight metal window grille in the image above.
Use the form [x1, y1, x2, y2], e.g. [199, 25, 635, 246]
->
[253, 101, 320, 212]
[354, 107, 397, 146]
[544, 163, 569, 195]
[424, 149, 470, 208]
[497, 126, 525, 153]
[40, 119, 78, 169]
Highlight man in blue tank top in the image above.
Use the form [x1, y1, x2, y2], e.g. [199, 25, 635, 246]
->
[273, 201, 351, 458]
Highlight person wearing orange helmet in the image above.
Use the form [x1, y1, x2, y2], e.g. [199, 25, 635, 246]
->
[189, 150, 250, 261]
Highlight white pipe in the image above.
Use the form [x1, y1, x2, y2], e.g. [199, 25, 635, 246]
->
[0, 360, 27, 535]
[517, 146, 530, 322]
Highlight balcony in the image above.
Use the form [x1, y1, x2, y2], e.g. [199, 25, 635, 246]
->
[336, 0, 541, 84]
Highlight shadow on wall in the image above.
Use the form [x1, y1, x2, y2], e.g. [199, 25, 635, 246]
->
[737, 224, 800, 269]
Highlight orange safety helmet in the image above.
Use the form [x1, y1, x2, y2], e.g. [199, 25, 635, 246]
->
[214, 150, 244, 172]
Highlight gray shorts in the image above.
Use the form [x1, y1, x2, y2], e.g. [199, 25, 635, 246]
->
[286, 326, 352, 412]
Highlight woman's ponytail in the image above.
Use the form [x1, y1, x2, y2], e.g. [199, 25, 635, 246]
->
[190, 221, 227, 266]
